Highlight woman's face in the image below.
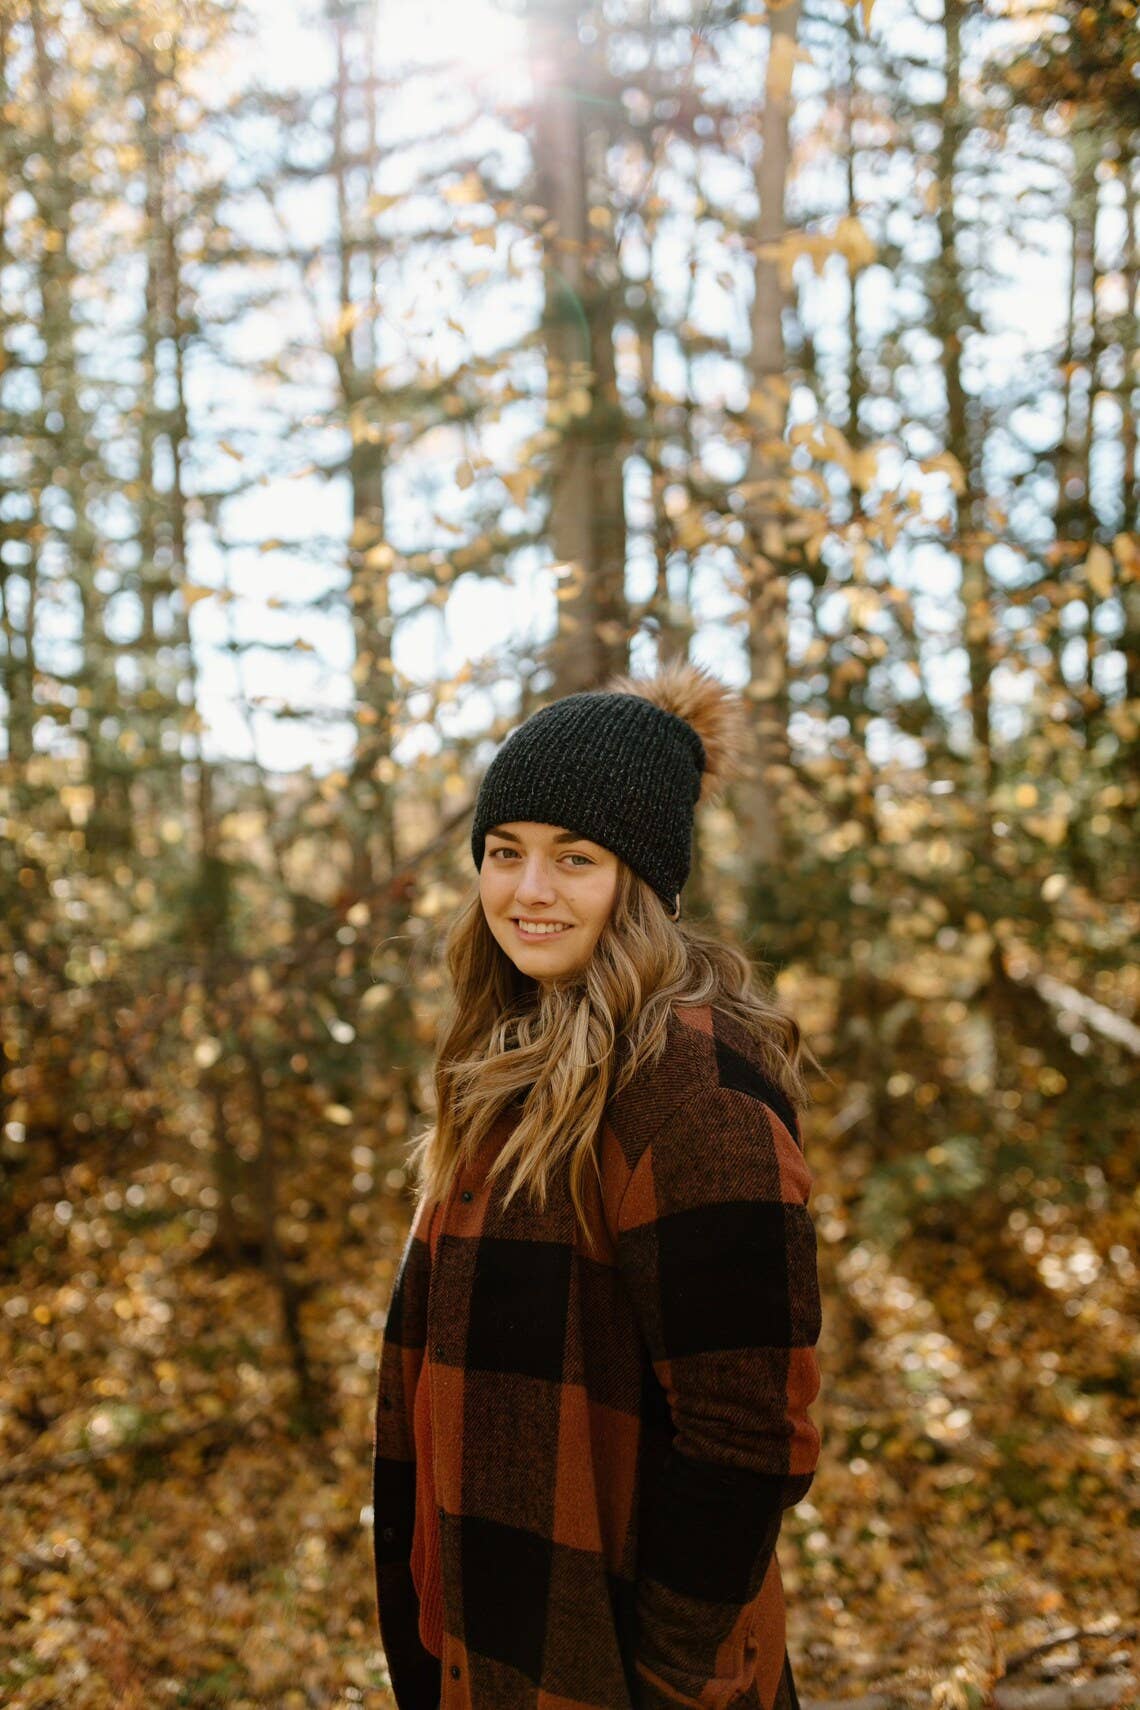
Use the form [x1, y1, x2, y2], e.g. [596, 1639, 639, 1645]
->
[479, 821, 620, 985]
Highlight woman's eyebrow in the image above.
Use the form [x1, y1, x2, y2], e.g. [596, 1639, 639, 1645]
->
[487, 826, 590, 845]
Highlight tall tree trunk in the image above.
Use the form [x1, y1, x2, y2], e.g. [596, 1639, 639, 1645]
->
[1072, 125, 1103, 715]
[1120, 143, 1140, 784]
[0, 16, 37, 795]
[936, 0, 1022, 1089]
[937, 1, 991, 847]
[824, 8, 896, 1111]
[1121, 141, 1139, 544]
[30, 1, 131, 859]
[739, 1, 800, 867]
[530, 1, 628, 696]
[132, 47, 180, 805]
[329, 0, 397, 898]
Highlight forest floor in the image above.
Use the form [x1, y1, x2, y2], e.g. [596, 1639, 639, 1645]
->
[2, 1090, 1137, 1710]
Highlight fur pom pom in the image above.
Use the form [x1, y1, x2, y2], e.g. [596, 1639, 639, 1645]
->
[603, 658, 750, 804]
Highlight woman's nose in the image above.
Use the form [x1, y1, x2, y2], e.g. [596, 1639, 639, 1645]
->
[514, 857, 556, 899]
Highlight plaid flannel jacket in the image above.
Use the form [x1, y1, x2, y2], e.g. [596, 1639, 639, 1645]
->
[371, 1001, 823, 1710]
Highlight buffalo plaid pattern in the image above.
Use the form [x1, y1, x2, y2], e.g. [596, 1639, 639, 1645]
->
[372, 1001, 823, 1710]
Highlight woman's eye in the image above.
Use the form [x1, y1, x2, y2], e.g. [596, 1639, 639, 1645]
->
[488, 848, 591, 866]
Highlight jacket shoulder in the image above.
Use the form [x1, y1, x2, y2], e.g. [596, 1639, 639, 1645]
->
[603, 1000, 800, 1182]
[686, 1001, 801, 1146]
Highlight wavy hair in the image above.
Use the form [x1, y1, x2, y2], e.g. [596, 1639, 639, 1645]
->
[404, 859, 826, 1254]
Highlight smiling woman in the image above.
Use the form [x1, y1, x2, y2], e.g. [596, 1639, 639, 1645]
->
[373, 662, 825, 1710]
[479, 821, 621, 983]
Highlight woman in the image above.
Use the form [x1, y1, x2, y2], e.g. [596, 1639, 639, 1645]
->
[371, 660, 825, 1710]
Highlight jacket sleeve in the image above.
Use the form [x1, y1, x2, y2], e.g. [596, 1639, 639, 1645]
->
[615, 1079, 823, 1710]
[371, 1193, 442, 1710]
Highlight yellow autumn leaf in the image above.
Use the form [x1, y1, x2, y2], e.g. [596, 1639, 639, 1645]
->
[847, 586, 881, 628]
[500, 468, 538, 504]
[333, 302, 362, 341]
[920, 450, 966, 494]
[1113, 532, 1138, 574]
[834, 213, 877, 272]
[811, 420, 856, 472]
[851, 447, 881, 490]
[59, 784, 93, 824]
[1083, 543, 1113, 600]
[444, 171, 483, 205]
[1026, 813, 1068, 847]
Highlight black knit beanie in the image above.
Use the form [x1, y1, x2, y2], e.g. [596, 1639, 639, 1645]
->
[470, 660, 746, 918]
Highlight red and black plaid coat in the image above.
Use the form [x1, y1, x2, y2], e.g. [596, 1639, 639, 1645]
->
[371, 1000, 823, 1710]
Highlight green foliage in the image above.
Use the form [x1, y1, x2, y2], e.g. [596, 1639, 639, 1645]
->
[858, 1136, 989, 1248]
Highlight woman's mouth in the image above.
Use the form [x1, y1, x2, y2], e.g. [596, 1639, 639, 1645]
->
[512, 919, 573, 940]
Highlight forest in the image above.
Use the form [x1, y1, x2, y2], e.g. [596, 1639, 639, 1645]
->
[0, 0, 1137, 1705]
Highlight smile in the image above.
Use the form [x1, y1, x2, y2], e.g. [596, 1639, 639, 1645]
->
[512, 920, 573, 939]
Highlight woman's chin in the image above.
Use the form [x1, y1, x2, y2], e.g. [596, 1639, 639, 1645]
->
[506, 946, 587, 983]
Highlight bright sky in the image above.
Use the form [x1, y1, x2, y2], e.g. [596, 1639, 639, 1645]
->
[194, 0, 557, 774]
[185, 0, 1088, 780]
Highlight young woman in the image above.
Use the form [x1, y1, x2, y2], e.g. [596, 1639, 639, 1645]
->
[371, 660, 825, 1710]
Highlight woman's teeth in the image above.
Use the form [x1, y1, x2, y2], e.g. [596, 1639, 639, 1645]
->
[514, 920, 571, 937]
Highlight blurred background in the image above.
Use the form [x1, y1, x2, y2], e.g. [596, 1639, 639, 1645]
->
[1, 0, 1137, 1705]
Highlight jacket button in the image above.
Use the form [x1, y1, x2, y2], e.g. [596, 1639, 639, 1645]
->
[381, 1526, 395, 1542]
[434, 1344, 445, 1358]
[460, 1190, 473, 1203]
[380, 1394, 392, 1410]
[437, 1505, 445, 1520]
[450, 1664, 461, 1679]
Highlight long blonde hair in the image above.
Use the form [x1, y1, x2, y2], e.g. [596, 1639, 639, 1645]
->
[405, 858, 825, 1251]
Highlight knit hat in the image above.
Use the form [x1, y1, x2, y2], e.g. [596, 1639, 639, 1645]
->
[470, 659, 748, 918]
